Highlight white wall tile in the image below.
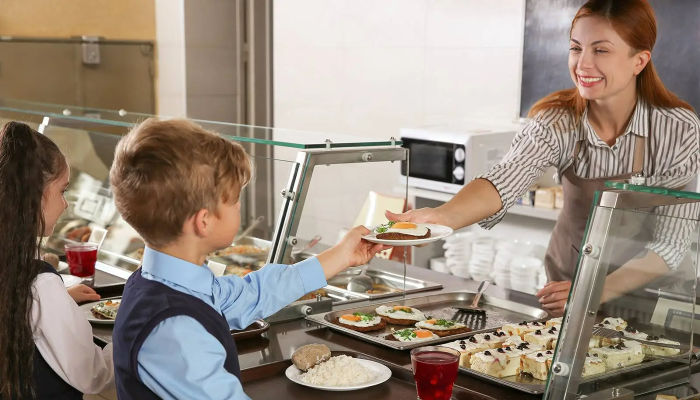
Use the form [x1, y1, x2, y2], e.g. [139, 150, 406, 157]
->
[339, 0, 426, 48]
[425, 0, 524, 48]
[273, 0, 344, 48]
[422, 47, 521, 122]
[273, 1, 533, 258]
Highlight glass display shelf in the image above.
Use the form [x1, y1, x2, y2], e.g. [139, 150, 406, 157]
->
[544, 186, 700, 399]
[0, 98, 402, 149]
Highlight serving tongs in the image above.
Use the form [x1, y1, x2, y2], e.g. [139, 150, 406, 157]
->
[592, 325, 689, 351]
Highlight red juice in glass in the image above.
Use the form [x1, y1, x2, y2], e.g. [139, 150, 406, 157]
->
[64, 243, 97, 277]
[411, 346, 460, 400]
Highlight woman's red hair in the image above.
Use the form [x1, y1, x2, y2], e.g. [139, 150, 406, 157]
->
[528, 0, 694, 118]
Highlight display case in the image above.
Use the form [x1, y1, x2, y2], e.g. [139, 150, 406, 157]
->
[545, 184, 700, 399]
[0, 98, 416, 313]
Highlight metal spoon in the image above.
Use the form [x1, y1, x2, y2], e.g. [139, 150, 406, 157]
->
[347, 265, 374, 293]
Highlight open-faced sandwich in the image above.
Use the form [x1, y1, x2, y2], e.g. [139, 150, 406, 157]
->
[91, 299, 121, 320]
[374, 221, 431, 240]
[375, 305, 426, 325]
[415, 319, 470, 337]
[390, 328, 439, 342]
[336, 312, 386, 332]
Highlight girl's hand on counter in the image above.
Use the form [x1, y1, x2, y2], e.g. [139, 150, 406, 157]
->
[317, 226, 389, 279]
[67, 284, 101, 304]
[536, 281, 571, 317]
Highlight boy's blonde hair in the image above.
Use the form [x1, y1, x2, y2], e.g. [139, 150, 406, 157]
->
[110, 118, 251, 247]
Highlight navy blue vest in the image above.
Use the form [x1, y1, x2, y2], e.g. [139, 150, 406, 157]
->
[33, 262, 83, 400]
[113, 268, 241, 400]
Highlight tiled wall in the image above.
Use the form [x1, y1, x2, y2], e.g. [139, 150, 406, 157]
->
[271, 0, 555, 255]
[273, 0, 526, 137]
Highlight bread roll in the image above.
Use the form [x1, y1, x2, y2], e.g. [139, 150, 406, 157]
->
[291, 343, 331, 371]
[41, 253, 60, 269]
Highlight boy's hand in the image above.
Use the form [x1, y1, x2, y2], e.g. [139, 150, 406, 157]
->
[317, 226, 390, 279]
[67, 284, 101, 304]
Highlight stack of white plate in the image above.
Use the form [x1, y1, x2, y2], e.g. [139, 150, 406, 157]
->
[468, 237, 494, 281]
[429, 256, 449, 274]
[442, 231, 475, 279]
[492, 241, 517, 288]
[509, 256, 543, 294]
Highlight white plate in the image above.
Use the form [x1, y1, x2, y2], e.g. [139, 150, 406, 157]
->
[61, 274, 83, 288]
[362, 224, 453, 246]
[79, 297, 121, 325]
[285, 358, 392, 391]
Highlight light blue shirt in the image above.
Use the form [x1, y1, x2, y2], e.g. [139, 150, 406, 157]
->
[136, 247, 327, 400]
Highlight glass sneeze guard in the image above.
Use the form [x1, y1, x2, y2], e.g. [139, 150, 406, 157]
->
[1, 99, 409, 308]
[545, 185, 700, 399]
[0, 98, 402, 149]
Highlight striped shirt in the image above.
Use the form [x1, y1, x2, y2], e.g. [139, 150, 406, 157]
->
[478, 99, 699, 269]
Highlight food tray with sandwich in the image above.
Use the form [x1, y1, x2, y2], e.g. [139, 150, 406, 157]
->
[306, 291, 548, 350]
[82, 296, 271, 340]
[439, 316, 693, 394]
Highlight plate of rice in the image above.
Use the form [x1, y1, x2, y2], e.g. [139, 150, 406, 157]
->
[285, 354, 391, 391]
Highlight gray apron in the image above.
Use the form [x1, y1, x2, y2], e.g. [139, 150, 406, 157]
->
[544, 135, 647, 282]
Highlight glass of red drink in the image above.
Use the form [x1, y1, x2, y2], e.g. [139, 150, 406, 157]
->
[64, 242, 98, 286]
[410, 346, 460, 400]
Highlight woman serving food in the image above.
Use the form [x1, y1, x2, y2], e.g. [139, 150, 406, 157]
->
[389, 0, 699, 316]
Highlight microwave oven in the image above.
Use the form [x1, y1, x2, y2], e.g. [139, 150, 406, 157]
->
[400, 126, 516, 194]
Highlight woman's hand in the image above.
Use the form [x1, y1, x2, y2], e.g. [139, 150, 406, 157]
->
[536, 281, 571, 317]
[67, 284, 101, 304]
[317, 226, 390, 279]
[385, 208, 445, 225]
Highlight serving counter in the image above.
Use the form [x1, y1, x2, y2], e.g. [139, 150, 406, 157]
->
[2, 99, 698, 399]
[88, 260, 548, 399]
[86, 260, 700, 399]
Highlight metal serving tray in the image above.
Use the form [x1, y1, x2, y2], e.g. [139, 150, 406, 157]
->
[306, 291, 548, 350]
[208, 237, 271, 265]
[324, 269, 443, 304]
[460, 349, 697, 395]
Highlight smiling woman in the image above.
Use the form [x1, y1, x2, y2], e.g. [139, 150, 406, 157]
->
[387, 0, 700, 317]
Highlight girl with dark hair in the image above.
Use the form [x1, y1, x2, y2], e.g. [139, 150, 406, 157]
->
[388, 0, 699, 316]
[0, 121, 113, 399]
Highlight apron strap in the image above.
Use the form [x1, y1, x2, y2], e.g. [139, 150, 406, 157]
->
[632, 135, 645, 174]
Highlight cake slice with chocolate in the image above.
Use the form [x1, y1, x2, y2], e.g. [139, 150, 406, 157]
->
[519, 350, 555, 380]
[468, 331, 509, 348]
[501, 321, 546, 338]
[440, 339, 490, 368]
[589, 340, 644, 370]
[581, 353, 606, 377]
[523, 326, 560, 350]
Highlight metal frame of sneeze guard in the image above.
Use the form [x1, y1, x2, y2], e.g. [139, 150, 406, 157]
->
[267, 146, 408, 265]
[545, 188, 700, 399]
